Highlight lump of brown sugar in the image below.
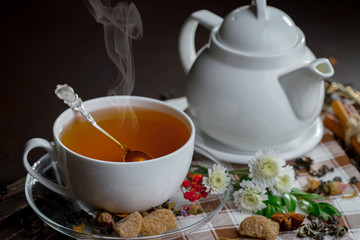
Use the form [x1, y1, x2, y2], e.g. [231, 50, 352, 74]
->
[113, 211, 143, 238]
[141, 209, 177, 236]
[239, 215, 280, 240]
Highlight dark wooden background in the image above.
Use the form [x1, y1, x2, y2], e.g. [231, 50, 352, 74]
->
[1, 0, 360, 239]
[1, 0, 359, 185]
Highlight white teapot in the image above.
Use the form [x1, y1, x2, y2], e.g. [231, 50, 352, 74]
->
[179, 0, 334, 151]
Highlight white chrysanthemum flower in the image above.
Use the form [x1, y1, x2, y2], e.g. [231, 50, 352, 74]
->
[202, 164, 230, 194]
[248, 150, 285, 188]
[233, 180, 268, 213]
[270, 165, 296, 196]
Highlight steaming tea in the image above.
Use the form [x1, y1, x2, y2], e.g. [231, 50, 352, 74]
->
[60, 107, 190, 162]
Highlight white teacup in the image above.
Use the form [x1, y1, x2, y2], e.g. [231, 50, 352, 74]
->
[23, 96, 195, 213]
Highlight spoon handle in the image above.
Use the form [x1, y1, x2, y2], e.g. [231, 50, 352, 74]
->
[54, 84, 129, 152]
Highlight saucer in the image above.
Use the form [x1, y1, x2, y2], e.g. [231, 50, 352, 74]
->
[194, 118, 323, 164]
[24, 148, 231, 239]
[165, 97, 323, 164]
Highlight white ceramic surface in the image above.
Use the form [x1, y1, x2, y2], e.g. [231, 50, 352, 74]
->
[166, 97, 323, 164]
[23, 96, 195, 213]
[194, 118, 323, 164]
[179, 0, 334, 151]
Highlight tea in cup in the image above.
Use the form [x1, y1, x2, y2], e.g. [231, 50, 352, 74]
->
[23, 96, 195, 213]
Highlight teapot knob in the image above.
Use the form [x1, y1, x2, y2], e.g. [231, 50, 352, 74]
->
[253, 0, 268, 20]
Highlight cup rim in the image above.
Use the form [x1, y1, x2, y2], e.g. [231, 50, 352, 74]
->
[53, 95, 195, 165]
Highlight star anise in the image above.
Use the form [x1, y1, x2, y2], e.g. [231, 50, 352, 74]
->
[271, 211, 306, 230]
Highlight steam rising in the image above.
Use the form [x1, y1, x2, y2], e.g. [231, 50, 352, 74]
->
[86, 0, 143, 96]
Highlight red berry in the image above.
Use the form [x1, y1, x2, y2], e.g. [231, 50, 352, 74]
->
[195, 193, 201, 200]
[193, 175, 200, 183]
[184, 191, 192, 200]
[195, 184, 203, 192]
[182, 179, 190, 188]
[201, 191, 208, 198]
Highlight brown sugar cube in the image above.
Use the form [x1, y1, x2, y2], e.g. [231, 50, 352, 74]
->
[239, 215, 280, 240]
[141, 209, 177, 236]
[113, 211, 143, 238]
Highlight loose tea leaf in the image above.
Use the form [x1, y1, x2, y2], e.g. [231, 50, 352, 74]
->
[297, 216, 348, 239]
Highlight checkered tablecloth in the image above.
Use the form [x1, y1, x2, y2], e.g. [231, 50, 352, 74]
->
[177, 130, 360, 240]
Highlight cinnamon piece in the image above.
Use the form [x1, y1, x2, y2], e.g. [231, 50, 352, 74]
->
[345, 104, 359, 116]
[331, 100, 349, 125]
[331, 100, 360, 155]
[351, 138, 360, 155]
[323, 114, 345, 139]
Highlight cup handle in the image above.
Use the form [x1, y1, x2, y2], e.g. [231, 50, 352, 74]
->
[23, 138, 72, 198]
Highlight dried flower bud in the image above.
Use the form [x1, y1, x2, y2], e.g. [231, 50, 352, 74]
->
[187, 203, 204, 215]
[328, 181, 348, 195]
[96, 212, 114, 227]
[306, 177, 321, 192]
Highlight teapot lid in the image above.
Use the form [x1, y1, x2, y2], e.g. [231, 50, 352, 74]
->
[217, 0, 299, 55]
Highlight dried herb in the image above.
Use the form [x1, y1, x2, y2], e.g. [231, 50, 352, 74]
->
[293, 158, 334, 178]
[323, 81, 360, 171]
[350, 176, 358, 184]
[271, 211, 306, 230]
[63, 207, 92, 226]
[297, 216, 348, 239]
[294, 157, 314, 172]
[309, 165, 334, 177]
[305, 177, 348, 195]
[17, 214, 51, 240]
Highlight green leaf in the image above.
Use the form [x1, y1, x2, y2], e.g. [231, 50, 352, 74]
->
[274, 205, 288, 214]
[265, 203, 275, 219]
[231, 180, 241, 192]
[265, 195, 283, 206]
[319, 208, 329, 221]
[239, 175, 252, 182]
[309, 200, 320, 217]
[290, 188, 309, 196]
[257, 208, 265, 216]
[190, 165, 209, 176]
[301, 193, 325, 201]
[299, 199, 319, 216]
[318, 202, 342, 216]
[290, 188, 324, 200]
[283, 193, 297, 212]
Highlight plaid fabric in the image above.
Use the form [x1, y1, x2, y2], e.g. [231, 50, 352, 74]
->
[178, 130, 360, 240]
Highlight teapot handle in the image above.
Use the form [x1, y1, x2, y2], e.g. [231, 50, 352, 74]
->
[179, 10, 222, 74]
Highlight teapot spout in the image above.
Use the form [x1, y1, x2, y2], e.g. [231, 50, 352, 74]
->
[279, 58, 334, 120]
